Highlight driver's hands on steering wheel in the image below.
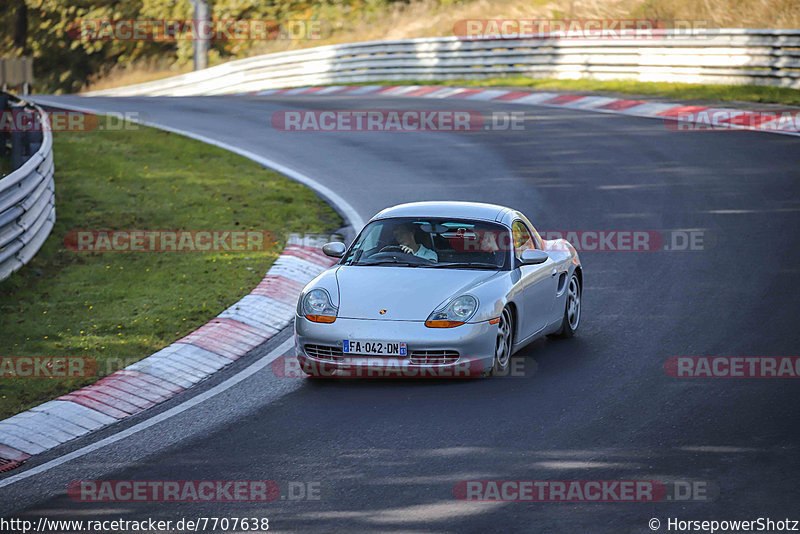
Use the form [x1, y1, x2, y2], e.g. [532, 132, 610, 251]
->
[399, 245, 414, 255]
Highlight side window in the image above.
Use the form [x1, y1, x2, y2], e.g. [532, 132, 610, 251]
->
[361, 224, 381, 251]
[345, 224, 380, 263]
[512, 220, 534, 259]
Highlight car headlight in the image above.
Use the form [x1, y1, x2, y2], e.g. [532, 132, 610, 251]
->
[300, 288, 338, 323]
[425, 295, 478, 328]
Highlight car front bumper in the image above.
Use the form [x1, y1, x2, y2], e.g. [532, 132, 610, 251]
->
[294, 315, 497, 378]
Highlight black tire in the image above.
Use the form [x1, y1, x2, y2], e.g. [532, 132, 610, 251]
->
[554, 272, 581, 338]
[489, 307, 514, 376]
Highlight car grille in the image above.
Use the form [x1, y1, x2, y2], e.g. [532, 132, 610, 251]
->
[304, 344, 344, 361]
[305, 345, 459, 365]
[410, 350, 460, 365]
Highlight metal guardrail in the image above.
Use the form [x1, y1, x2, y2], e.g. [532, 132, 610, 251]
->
[85, 29, 800, 96]
[0, 94, 55, 282]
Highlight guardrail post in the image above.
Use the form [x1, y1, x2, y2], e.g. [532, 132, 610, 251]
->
[26, 127, 43, 155]
[9, 104, 26, 171]
[190, 0, 210, 71]
[6, 106, 36, 171]
[0, 93, 8, 161]
[10, 129, 24, 171]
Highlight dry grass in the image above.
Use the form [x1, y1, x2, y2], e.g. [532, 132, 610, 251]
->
[84, 59, 193, 93]
[82, 0, 800, 93]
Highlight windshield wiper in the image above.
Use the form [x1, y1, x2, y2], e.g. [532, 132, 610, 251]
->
[357, 259, 422, 267]
[421, 262, 500, 269]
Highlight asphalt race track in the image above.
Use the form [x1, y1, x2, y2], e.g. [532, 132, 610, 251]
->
[3, 93, 800, 532]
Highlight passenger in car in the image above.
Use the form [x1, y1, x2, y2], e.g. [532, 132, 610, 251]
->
[392, 223, 438, 262]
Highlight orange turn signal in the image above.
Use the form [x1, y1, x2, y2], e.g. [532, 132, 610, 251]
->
[488, 317, 501, 325]
[305, 314, 336, 323]
[424, 320, 465, 328]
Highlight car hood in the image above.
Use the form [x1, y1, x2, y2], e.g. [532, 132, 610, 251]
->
[334, 265, 496, 321]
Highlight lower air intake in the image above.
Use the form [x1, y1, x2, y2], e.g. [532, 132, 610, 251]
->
[304, 344, 344, 361]
[410, 350, 460, 365]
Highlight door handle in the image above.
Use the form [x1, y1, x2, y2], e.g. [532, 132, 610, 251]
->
[551, 268, 557, 277]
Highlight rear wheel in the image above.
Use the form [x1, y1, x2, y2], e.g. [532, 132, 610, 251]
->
[490, 307, 514, 376]
[555, 273, 581, 338]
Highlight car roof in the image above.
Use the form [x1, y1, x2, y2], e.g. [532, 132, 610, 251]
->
[372, 201, 515, 224]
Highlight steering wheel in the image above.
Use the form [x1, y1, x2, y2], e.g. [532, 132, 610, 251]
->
[379, 245, 406, 253]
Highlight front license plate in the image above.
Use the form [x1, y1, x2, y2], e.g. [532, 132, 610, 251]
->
[343, 340, 407, 356]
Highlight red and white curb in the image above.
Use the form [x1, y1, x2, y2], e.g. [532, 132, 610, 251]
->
[0, 234, 337, 467]
[238, 85, 800, 137]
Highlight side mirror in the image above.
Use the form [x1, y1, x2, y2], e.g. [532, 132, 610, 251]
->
[520, 249, 549, 265]
[322, 241, 346, 258]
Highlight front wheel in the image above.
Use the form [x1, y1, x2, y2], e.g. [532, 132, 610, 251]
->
[490, 307, 514, 376]
[555, 273, 581, 338]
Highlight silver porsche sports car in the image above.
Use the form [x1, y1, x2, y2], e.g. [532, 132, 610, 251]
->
[294, 201, 582, 377]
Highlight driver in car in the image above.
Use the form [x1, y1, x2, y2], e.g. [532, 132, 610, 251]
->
[392, 224, 438, 262]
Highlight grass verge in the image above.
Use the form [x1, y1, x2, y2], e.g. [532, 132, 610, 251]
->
[0, 121, 340, 421]
[358, 77, 800, 107]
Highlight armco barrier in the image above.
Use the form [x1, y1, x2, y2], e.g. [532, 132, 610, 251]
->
[85, 29, 800, 97]
[0, 94, 55, 282]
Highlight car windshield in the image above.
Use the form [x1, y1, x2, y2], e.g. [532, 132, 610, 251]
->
[342, 217, 510, 269]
